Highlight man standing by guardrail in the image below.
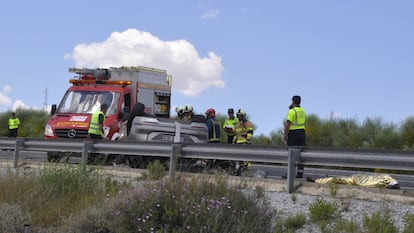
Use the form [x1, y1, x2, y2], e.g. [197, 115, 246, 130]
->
[8, 112, 20, 138]
[283, 95, 306, 178]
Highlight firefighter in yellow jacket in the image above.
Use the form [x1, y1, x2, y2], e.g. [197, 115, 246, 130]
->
[232, 109, 253, 175]
[233, 109, 253, 144]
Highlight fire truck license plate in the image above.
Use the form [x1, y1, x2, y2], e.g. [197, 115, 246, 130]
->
[161, 135, 184, 142]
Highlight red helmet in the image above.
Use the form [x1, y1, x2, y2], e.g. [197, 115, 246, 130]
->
[205, 108, 216, 117]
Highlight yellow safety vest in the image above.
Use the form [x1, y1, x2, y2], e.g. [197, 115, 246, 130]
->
[223, 118, 239, 136]
[88, 111, 105, 135]
[287, 107, 306, 130]
[8, 118, 20, 130]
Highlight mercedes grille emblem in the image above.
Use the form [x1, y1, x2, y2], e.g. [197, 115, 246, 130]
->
[68, 129, 77, 138]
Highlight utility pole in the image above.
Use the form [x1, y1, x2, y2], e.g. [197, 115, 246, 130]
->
[44, 88, 48, 112]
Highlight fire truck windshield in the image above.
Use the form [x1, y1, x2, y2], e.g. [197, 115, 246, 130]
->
[57, 90, 120, 115]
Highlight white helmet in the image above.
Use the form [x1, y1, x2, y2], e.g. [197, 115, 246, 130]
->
[175, 106, 184, 116]
[183, 104, 193, 113]
[237, 109, 246, 118]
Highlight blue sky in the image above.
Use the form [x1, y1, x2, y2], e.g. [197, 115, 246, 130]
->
[1, 1, 413, 136]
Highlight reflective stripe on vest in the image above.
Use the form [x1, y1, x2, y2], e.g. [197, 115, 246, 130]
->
[88, 111, 105, 135]
[234, 121, 253, 144]
[208, 119, 221, 142]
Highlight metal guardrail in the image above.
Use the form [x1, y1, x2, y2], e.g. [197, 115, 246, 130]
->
[1, 137, 414, 193]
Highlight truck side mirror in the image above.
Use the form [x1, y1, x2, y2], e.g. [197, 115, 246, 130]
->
[50, 104, 57, 115]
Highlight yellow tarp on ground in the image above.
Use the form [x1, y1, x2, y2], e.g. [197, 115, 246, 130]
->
[315, 174, 399, 189]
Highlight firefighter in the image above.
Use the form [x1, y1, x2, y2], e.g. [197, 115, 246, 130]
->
[232, 109, 254, 175]
[8, 112, 20, 138]
[223, 108, 239, 144]
[233, 109, 253, 144]
[175, 106, 185, 120]
[182, 104, 194, 121]
[88, 103, 108, 139]
[283, 95, 306, 178]
[205, 108, 221, 143]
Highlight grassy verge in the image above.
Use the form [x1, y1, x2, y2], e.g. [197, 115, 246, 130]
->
[0, 161, 413, 233]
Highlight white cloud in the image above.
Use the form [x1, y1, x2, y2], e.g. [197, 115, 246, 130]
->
[12, 100, 28, 111]
[0, 85, 12, 106]
[65, 29, 225, 97]
[200, 9, 220, 20]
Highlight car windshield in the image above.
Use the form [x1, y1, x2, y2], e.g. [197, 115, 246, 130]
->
[57, 90, 120, 115]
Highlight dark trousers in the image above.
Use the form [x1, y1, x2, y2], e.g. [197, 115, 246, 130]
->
[287, 129, 306, 176]
[287, 129, 305, 147]
[8, 129, 18, 137]
[87, 134, 103, 164]
[227, 135, 235, 144]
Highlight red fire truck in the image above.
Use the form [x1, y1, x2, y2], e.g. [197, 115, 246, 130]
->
[44, 66, 172, 141]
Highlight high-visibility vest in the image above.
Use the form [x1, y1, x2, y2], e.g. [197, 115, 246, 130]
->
[223, 117, 239, 136]
[8, 118, 20, 130]
[88, 111, 105, 135]
[287, 107, 306, 130]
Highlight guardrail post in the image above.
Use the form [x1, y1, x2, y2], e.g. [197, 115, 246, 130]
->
[287, 148, 301, 193]
[169, 143, 181, 180]
[169, 123, 182, 180]
[82, 140, 93, 173]
[13, 138, 25, 168]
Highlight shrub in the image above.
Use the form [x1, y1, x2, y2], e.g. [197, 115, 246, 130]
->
[0, 164, 126, 229]
[362, 211, 398, 233]
[309, 198, 339, 222]
[403, 212, 414, 233]
[324, 218, 359, 233]
[66, 176, 275, 233]
[146, 160, 167, 180]
[284, 213, 307, 231]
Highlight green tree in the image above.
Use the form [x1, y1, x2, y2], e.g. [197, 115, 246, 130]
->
[400, 117, 414, 149]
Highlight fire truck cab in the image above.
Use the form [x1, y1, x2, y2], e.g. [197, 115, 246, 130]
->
[44, 66, 172, 141]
